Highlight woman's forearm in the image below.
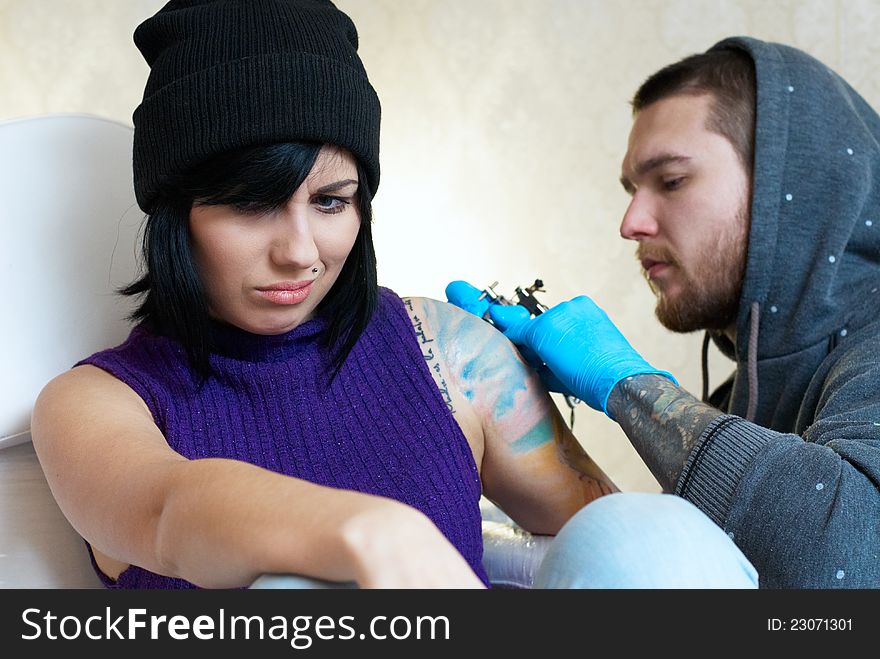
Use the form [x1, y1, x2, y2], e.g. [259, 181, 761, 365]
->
[154, 457, 404, 587]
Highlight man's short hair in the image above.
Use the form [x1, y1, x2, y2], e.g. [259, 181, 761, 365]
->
[632, 48, 756, 175]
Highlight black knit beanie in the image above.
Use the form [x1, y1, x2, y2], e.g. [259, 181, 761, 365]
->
[132, 0, 381, 213]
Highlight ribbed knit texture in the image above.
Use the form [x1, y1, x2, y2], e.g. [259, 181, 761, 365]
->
[77, 288, 488, 588]
[675, 415, 770, 527]
[132, 0, 381, 212]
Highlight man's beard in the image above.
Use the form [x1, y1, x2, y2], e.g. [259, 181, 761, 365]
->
[641, 204, 749, 333]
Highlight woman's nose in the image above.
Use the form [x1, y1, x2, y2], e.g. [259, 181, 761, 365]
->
[270, 208, 319, 268]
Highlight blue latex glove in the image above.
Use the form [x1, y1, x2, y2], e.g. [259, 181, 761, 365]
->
[489, 296, 677, 418]
[445, 281, 491, 319]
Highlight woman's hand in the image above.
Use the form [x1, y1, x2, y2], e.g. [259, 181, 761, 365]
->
[339, 500, 486, 589]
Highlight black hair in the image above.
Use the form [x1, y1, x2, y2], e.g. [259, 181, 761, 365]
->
[120, 141, 378, 381]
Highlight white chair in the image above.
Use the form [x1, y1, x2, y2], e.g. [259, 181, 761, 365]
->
[0, 114, 142, 587]
[0, 114, 549, 589]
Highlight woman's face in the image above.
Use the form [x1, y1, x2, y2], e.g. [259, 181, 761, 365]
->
[189, 146, 361, 334]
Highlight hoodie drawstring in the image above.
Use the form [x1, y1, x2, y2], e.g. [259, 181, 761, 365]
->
[746, 301, 760, 422]
[700, 302, 760, 422]
[700, 332, 711, 402]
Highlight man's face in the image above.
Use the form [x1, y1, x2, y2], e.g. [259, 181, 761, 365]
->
[619, 93, 750, 333]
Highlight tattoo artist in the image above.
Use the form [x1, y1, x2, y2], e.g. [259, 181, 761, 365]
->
[449, 37, 880, 589]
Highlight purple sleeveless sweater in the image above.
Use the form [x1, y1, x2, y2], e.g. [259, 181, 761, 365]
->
[77, 288, 488, 587]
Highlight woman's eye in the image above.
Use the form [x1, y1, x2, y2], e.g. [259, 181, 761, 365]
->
[663, 177, 685, 191]
[314, 195, 349, 214]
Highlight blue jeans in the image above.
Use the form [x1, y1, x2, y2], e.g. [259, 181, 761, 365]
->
[533, 492, 758, 588]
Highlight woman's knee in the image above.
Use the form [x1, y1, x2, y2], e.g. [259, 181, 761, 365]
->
[560, 492, 719, 539]
[534, 493, 758, 588]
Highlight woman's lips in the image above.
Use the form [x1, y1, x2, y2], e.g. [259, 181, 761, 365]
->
[256, 280, 314, 305]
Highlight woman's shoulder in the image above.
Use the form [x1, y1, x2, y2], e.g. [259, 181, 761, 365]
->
[394, 294, 495, 339]
[34, 361, 156, 439]
[372, 288, 509, 372]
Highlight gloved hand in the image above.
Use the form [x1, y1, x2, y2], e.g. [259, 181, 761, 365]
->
[473, 303, 576, 397]
[489, 296, 677, 418]
[445, 280, 491, 319]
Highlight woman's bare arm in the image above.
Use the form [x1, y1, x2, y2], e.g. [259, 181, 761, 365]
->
[406, 298, 617, 535]
[31, 365, 483, 588]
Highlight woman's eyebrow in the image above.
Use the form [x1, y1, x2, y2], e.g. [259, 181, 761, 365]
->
[315, 179, 359, 194]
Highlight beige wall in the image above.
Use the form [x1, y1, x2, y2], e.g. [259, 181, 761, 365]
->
[3, 0, 879, 492]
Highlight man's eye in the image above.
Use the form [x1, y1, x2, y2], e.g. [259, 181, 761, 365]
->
[663, 177, 685, 191]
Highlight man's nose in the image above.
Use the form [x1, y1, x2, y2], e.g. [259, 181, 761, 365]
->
[619, 192, 660, 241]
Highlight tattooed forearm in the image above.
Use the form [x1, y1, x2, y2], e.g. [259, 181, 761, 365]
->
[606, 373, 722, 491]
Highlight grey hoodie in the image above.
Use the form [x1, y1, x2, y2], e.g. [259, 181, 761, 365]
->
[674, 37, 880, 588]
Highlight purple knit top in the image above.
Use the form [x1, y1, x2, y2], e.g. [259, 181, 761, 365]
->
[77, 288, 488, 588]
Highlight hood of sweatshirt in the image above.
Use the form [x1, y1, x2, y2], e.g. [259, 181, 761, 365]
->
[704, 37, 880, 430]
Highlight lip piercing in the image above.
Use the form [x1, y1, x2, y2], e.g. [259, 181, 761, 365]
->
[312, 267, 319, 273]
